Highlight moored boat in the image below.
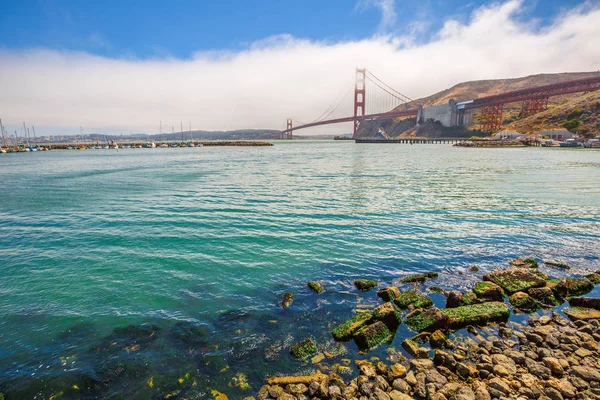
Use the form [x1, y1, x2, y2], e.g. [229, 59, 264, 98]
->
[559, 138, 580, 147]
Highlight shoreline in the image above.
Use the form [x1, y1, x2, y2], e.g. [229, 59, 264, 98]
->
[252, 259, 600, 400]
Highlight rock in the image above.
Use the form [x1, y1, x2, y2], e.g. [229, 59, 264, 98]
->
[487, 377, 512, 397]
[328, 385, 342, 398]
[373, 387, 391, 400]
[307, 281, 325, 294]
[290, 338, 318, 359]
[388, 363, 407, 379]
[563, 307, 600, 321]
[429, 330, 447, 348]
[553, 278, 594, 298]
[528, 287, 562, 307]
[426, 369, 448, 390]
[510, 257, 539, 269]
[410, 358, 434, 371]
[456, 362, 478, 379]
[404, 307, 450, 333]
[544, 261, 571, 270]
[442, 301, 510, 328]
[401, 338, 429, 358]
[572, 366, 600, 382]
[568, 297, 600, 310]
[472, 281, 504, 302]
[438, 382, 476, 400]
[353, 321, 392, 350]
[389, 390, 413, 400]
[543, 357, 564, 377]
[394, 289, 434, 309]
[280, 292, 294, 308]
[585, 273, 600, 284]
[483, 267, 546, 294]
[377, 286, 401, 302]
[446, 291, 479, 308]
[509, 292, 541, 312]
[354, 279, 377, 292]
[372, 302, 402, 330]
[374, 375, 389, 392]
[434, 349, 457, 370]
[286, 383, 308, 395]
[528, 362, 552, 380]
[331, 312, 372, 341]
[401, 271, 438, 283]
[356, 360, 377, 377]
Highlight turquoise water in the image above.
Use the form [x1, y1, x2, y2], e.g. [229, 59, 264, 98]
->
[1, 142, 599, 398]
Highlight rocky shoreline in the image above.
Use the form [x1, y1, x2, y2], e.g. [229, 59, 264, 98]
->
[252, 259, 600, 400]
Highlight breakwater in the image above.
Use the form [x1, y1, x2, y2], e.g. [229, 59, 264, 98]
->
[0, 140, 273, 152]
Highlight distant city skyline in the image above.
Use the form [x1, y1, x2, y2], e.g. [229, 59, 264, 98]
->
[1, 0, 599, 135]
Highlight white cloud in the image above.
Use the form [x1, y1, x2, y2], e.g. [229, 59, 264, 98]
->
[1, 0, 599, 136]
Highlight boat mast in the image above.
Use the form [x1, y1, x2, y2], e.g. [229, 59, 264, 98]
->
[23, 122, 30, 146]
[189, 120, 192, 140]
[159, 120, 162, 142]
[180, 121, 183, 141]
[32, 125, 36, 143]
[0, 118, 6, 148]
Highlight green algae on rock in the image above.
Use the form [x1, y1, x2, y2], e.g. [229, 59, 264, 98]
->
[330, 312, 372, 341]
[509, 257, 538, 269]
[528, 286, 562, 307]
[307, 281, 325, 294]
[544, 261, 571, 270]
[445, 290, 480, 308]
[289, 338, 318, 359]
[472, 281, 504, 302]
[353, 321, 392, 351]
[586, 273, 600, 284]
[563, 307, 600, 321]
[443, 302, 510, 328]
[280, 292, 295, 308]
[404, 308, 449, 333]
[508, 292, 540, 312]
[394, 289, 433, 310]
[553, 278, 594, 299]
[372, 302, 402, 330]
[354, 279, 377, 292]
[400, 272, 438, 284]
[376, 286, 401, 302]
[429, 330, 448, 349]
[483, 267, 546, 294]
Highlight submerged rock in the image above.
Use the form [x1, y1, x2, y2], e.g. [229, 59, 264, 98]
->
[354, 279, 377, 292]
[400, 272, 438, 284]
[544, 261, 571, 270]
[443, 302, 510, 328]
[510, 257, 538, 268]
[528, 286, 561, 307]
[377, 286, 401, 302]
[563, 307, 600, 321]
[290, 338, 318, 359]
[472, 281, 504, 302]
[353, 321, 392, 351]
[372, 302, 402, 330]
[553, 278, 594, 298]
[331, 312, 372, 341]
[404, 308, 449, 333]
[394, 290, 433, 310]
[509, 292, 540, 312]
[307, 281, 325, 294]
[280, 292, 294, 308]
[483, 267, 546, 294]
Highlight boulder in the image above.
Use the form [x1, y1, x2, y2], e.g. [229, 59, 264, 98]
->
[563, 307, 600, 321]
[353, 321, 392, 350]
[528, 286, 561, 307]
[280, 292, 294, 308]
[510, 257, 538, 268]
[331, 312, 372, 341]
[586, 273, 600, 284]
[404, 308, 450, 332]
[553, 278, 594, 298]
[290, 338, 318, 359]
[372, 302, 402, 330]
[394, 290, 433, 309]
[508, 292, 540, 312]
[377, 286, 401, 302]
[401, 338, 428, 358]
[483, 267, 546, 294]
[544, 261, 571, 270]
[429, 330, 448, 348]
[442, 302, 510, 328]
[472, 281, 504, 302]
[401, 272, 438, 283]
[445, 291, 479, 308]
[354, 279, 377, 292]
[568, 297, 600, 310]
[307, 281, 325, 294]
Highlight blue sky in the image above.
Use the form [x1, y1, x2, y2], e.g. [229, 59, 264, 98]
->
[0, 0, 582, 59]
[0, 0, 598, 135]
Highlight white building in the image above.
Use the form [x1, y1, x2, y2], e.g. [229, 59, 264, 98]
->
[537, 129, 575, 140]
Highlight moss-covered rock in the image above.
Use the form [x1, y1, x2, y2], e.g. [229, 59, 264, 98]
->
[445, 291, 479, 308]
[528, 286, 562, 307]
[401, 272, 438, 283]
[404, 307, 450, 332]
[372, 302, 402, 330]
[280, 292, 294, 308]
[429, 330, 448, 349]
[472, 281, 504, 302]
[353, 321, 392, 351]
[563, 307, 600, 321]
[290, 338, 318, 359]
[401, 338, 428, 358]
[510, 257, 538, 268]
[530, 269, 549, 281]
[376, 286, 401, 302]
[553, 278, 594, 299]
[330, 312, 372, 341]
[394, 290, 433, 310]
[544, 261, 571, 270]
[442, 302, 510, 328]
[509, 292, 540, 313]
[469, 266, 480, 272]
[568, 297, 600, 310]
[307, 281, 325, 294]
[428, 286, 445, 294]
[483, 267, 546, 294]
[354, 279, 377, 292]
[586, 273, 600, 284]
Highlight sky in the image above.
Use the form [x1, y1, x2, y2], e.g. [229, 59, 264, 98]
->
[0, 0, 599, 135]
